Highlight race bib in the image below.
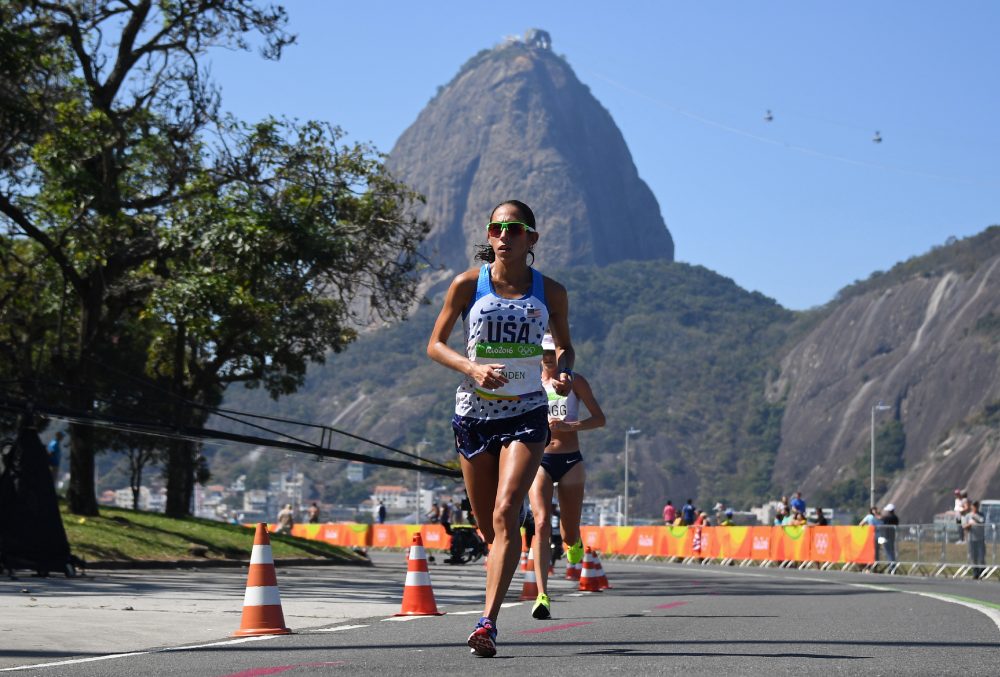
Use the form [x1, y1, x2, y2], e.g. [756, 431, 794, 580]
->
[474, 341, 542, 398]
[547, 390, 569, 420]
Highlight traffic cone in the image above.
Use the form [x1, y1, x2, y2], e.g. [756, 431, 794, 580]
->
[593, 550, 612, 590]
[519, 548, 539, 600]
[396, 533, 444, 616]
[233, 523, 292, 636]
[565, 559, 581, 580]
[578, 547, 602, 592]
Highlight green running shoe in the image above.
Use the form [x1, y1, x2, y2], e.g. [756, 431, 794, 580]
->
[531, 593, 551, 620]
[566, 540, 584, 565]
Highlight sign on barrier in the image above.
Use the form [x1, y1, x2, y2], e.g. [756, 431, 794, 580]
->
[280, 521, 875, 565]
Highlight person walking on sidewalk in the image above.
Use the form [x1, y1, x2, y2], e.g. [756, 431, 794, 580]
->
[527, 333, 606, 620]
[427, 199, 573, 658]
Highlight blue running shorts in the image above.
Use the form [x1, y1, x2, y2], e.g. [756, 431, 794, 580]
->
[540, 450, 584, 483]
[452, 406, 550, 460]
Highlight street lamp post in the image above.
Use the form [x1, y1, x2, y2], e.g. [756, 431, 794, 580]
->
[870, 402, 891, 508]
[415, 439, 430, 525]
[624, 427, 642, 526]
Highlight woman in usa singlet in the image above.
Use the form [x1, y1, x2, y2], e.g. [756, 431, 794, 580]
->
[427, 200, 574, 656]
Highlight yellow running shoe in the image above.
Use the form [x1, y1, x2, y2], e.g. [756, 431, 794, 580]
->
[531, 593, 551, 620]
[566, 540, 584, 565]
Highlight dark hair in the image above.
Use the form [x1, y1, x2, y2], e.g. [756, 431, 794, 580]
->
[474, 200, 537, 264]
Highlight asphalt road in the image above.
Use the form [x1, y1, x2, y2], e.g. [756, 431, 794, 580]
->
[2, 552, 998, 675]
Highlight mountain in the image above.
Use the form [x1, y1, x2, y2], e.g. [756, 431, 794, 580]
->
[386, 29, 674, 288]
[769, 227, 1000, 521]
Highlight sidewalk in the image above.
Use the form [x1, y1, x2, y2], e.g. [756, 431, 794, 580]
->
[0, 564, 398, 669]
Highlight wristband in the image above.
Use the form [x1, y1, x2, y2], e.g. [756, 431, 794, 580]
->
[559, 368, 574, 381]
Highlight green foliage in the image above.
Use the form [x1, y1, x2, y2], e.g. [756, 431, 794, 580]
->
[0, 1, 428, 516]
[814, 419, 906, 515]
[834, 226, 1000, 305]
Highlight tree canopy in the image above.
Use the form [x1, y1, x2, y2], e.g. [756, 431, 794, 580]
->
[0, 0, 428, 515]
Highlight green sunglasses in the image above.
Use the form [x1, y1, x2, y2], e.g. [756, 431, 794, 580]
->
[487, 221, 536, 237]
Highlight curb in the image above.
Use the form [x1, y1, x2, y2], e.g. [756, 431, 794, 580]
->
[80, 556, 373, 570]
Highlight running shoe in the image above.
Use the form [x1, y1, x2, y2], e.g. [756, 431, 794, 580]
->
[531, 593, 551, 620]
[566, 540, 584, 565]
[467, 616, 497, 657]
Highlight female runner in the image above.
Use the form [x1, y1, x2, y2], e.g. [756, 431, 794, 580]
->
[427, 200, 574, 657]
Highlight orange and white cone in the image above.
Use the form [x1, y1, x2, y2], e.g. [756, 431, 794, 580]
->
[593, 550, 612, 590]
[396, 533, 444, 616]
[233, 523, 291, 636]
[578, 547, 603, 592]
[519, 548, 539, 600]
[565, 559, 581, 580]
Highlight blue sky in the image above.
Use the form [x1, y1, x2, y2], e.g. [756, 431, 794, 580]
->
[209, 1, 999, 310]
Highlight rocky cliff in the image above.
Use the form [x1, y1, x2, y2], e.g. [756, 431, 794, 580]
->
[386, 31, 674, 286]
[769, 228, 1000, 521]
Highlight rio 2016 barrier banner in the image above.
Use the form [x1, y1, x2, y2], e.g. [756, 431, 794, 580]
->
[280, 523, 874, 565]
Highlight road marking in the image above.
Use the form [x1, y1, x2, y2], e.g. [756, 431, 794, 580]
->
[518, 621, 594, 634]
[849, 583, 1000, 636]
[311, 624, 369, 632]
[0, 636, 277, 672]
[216, 662, 345, 677]
[431, 602, 524, 616]
[383, 615, 437, 622]
[655, 601, 689, 610]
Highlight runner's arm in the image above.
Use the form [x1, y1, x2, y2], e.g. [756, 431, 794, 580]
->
[427, 270, 507, 387]
[550, 374, 606, 432]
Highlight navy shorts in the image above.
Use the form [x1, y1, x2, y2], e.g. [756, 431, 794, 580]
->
[540, 450, 584, 483]
[452, 406, 550, 460]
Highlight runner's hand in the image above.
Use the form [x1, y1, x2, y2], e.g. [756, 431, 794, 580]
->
[472, 363, 508, 389]
[552, 373, 572, 395]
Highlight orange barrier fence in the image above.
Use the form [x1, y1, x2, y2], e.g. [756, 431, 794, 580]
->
[282, 523, 874, 564]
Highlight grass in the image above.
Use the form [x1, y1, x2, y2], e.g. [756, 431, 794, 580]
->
[61, 503, 365, 564]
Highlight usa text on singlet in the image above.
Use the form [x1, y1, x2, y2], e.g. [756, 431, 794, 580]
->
[456, 265, 549, 419]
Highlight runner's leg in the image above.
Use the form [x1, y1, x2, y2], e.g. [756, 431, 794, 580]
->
[556, 461, 586, 548]
[461, 453, 499, 545]
[483, 439, 545, 621]
[528, 466, 554, 596]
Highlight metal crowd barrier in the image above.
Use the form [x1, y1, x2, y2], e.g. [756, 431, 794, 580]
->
[613, 523, 998, 582]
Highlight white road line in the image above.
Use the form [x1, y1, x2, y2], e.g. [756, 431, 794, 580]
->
[849, 583, 1000, 636]
[0, 636, 277, 672]
[383, 614, 437, 622]
[311, 624, 370, 633]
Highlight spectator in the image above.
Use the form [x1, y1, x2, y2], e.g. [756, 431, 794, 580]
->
[880, 503, 899, 563]
[662, 500, 676, 525]
[954, 489, 967, 543]
[461, 491, 474, 526]
[681, 499, 696, 526]
[773, 505, 787, 526]
[694, 511, 710, 527]
[790, 511, 807, 526]
[307, 502, 320, 524]
[375, 500, 386, 524]
[428, 501, 441, 523]
[720, 508, 735, 526]
[962, 500, 986, 578]
[790, 491, 806, 515]
[47, 431, 64, 484]
[860, 506, 883, 560]
[276, 504, 294, 534]
[439, 499, 452, 534]
[813, 506, 829, 526]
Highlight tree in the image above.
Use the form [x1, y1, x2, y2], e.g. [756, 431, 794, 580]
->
[0, 1, 428, 515]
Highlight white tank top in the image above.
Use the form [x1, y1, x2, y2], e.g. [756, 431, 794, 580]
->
[455, 265, 549, 420]
[544, 380, 580, 422]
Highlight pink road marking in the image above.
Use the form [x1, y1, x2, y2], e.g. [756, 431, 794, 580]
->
[518, 622, 594, 634]
[218, 662, 345, 677]
[655, 601, 689, 610]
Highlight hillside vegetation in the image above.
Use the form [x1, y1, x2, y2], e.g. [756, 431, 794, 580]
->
[217, 260, 795, 516]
